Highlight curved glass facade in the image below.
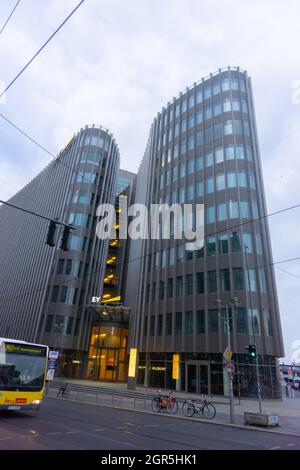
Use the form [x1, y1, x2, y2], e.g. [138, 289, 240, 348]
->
[39, 125, 120, 371]
[132, 67, 284, 398]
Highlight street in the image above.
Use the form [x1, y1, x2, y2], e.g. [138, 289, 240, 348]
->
[0, 397, 299, 450]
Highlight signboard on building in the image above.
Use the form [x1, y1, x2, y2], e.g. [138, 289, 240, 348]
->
[128, 348, 137, 378]
[46, 350, 59, 381]
[172, 354, 180, 380]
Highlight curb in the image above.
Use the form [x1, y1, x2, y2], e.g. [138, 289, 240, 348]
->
[45, 394, 300, 438]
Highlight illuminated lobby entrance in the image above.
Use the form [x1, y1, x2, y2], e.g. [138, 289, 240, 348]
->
[87, 326, 128, 382]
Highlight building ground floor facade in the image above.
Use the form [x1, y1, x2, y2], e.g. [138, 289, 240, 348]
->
[137, 352, 282, 399]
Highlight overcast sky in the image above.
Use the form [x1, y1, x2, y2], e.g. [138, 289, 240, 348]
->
[0, 0, 299, 362]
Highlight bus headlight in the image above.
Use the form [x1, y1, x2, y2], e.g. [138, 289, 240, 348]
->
[32, 400, 41, 405]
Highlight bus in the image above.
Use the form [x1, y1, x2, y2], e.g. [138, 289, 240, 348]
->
[0, 338, 49, 410]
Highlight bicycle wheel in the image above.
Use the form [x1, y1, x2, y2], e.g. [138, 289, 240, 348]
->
[151, 398, 161, 412]
[182, 401, 195, 417]
[203, 402, 216, 419]
[167, 399, 178, 414]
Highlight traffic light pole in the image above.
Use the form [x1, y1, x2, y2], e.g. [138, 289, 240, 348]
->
[245, 245, 263, 413]
[225, 304, 235, 424]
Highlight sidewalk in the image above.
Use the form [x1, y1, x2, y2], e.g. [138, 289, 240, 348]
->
[52, 378, 300, 437]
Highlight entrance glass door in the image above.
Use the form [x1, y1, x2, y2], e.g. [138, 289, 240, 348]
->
[186, 361, 210, 394]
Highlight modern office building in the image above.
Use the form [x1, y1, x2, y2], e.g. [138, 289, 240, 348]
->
[0, 125, 135, 382]
[125, 66, 284, 398]
[0, 67, 284, 397]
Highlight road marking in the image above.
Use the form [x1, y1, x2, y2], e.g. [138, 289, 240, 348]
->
[46, 432, 63, 436]
[287, 443, 295, 447]
[144, 424, 159, 428]
[116, 426, 128, 430]
[94, 428, 105, 432]
[125, 422, 135, 426]
[124, 431, 134, 435]
[270, 446, 281, 450]
[66, 431, 81, 434]
[0, 437, 12, 441]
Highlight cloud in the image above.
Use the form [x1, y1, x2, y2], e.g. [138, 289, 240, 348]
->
[0, 0, 299, 360]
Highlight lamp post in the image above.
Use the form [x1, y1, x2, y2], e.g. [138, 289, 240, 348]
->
[244, 244, 263, 413]
[215, 297, 240, 424]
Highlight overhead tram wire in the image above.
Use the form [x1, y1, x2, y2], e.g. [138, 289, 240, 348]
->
[0, 0, 21, 35]
[0, 0, 86, 99]
[275, 264, 300, 279]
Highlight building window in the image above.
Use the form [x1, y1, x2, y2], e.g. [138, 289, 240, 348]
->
[45, 314, 53, 333]
[66, 317, 74, 335]
[176, 276, 183, 297]
[146, 284, 150, 303]
[150, 315, 155, 336]
[226, 145, 235, 160]
[167, 278, 173, 298]
[220, 269, 230, 291]
[169, 247, 175, 266]
[238, 172, 247, 187]
[152, 282, 156, 301]
[54, 315, 64, 334]
[231, 231, 242, 252]
[175, 312, 182, 335]
[196, 181, 203, 197]
[246, 269, 257, 292]
[236, 144, 245, 159]
[224, 120, 233, 135]
[188, 159, 194, 174]
[243, 233, 253, 252]
[236, 308, 248, 334]
[229, 200, 239, 219]
[159, 281, 165, 300]
[196, 310, 205, 334]
[196, 90, 203, 104]
[263, 309, 273, 336]
[181, 119, 187, 133]
[205, 151, 213, 167]
[207, 206, 215, 224]
[189, 115, 195, 129]
[217, 203, 227, 221]
[166, 313, 172, 335]
[219, 234, 228, 254]
[196, 155, 203, 170]
[177, 244, 184, 262]
[256, 233, 263, 255]
[259, 269, 267, 293]
[223, 99, 231, 112]
[206, 177, 214, 194]
[240, 201, 250, 219]
[208, 309, 219, 333]
[185, 311, 193, 335]
[59, 286, 67, 303]
[204, 86, 211, 99]
[213, 101, 222, 116]
[249, 309, 260, 335]
[196, 272, 205, 294]
[216, 173, 225, 191]
[207, 236, 216, 256]
[157, 314, 163, 336]
[233, 268, 244, 290]
[186, 274, 193, 295]
[51, 286, 59, 303]
[227, 172, 237, 188]
[197, 111, 203, 125]
[208, 271, 217, 292]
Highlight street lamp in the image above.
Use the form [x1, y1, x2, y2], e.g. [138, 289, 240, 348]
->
[215, 297, 240, 424]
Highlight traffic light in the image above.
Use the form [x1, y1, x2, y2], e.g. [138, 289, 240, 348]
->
[60, 226, 71, 251]
[46, 220, 57, 247]
[246, 344, 257, 359]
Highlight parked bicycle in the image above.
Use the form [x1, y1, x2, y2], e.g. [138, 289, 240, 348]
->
[151, 390, 178, 414]
[182, 398, 216, 419]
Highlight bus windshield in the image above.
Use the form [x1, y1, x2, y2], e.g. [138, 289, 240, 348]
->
[0, 342, 47, 391]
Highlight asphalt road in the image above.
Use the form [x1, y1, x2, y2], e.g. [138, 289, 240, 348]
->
[0, 397, 299, 450]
